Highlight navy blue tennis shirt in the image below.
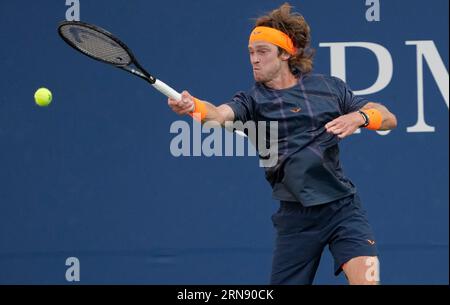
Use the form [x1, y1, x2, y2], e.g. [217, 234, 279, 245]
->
[226, 73, 370, 206]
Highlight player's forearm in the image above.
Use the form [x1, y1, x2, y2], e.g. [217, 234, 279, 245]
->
[169, 91, 234, 126]
[201, 101, 225, 124]
[361, 102, 398, 130]
[192, 100, 234, 127]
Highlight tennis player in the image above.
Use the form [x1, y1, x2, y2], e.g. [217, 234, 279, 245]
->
[168, 3, 397, 285]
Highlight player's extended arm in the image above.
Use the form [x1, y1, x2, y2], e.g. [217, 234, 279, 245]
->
[325, 102, 397, 139]
[168, 91, 235, 126]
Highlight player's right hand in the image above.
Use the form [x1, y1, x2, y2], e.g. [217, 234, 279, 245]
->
[168, 91, 195, 115]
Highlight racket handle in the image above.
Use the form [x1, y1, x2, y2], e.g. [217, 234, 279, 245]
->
[152, 79, 182, 101]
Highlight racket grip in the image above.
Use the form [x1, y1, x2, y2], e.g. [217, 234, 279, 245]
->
[152, 79, 182, 101]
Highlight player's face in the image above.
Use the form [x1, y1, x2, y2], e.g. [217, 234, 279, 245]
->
[249, 42, 283, 83]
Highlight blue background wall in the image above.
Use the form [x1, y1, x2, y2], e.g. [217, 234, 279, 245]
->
[0, 0, 448, 284]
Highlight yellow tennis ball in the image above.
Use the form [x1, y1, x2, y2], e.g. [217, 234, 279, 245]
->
[34, 88, 52, 107]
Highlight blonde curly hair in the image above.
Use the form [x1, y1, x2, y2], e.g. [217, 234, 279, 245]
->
[255, 2, 315, 75]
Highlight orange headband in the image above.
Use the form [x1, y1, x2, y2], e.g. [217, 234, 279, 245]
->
[249, 26, 297, 56]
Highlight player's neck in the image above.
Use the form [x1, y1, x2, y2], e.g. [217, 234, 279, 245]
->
[264, 69, 298, 90]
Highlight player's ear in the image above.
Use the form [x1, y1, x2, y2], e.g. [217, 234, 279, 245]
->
[279, 50, 291, 61]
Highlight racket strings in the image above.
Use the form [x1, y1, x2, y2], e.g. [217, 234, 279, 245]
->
[59, 24, 132, 65]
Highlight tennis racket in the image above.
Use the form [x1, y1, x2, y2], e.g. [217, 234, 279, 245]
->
[58, 21, 247, 137]
[57, 20, 182, 101]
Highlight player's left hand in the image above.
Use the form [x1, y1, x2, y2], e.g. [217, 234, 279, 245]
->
[325, 112, 365, 139]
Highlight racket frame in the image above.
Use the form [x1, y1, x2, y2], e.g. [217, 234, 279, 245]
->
[57, 21, 183, 99]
